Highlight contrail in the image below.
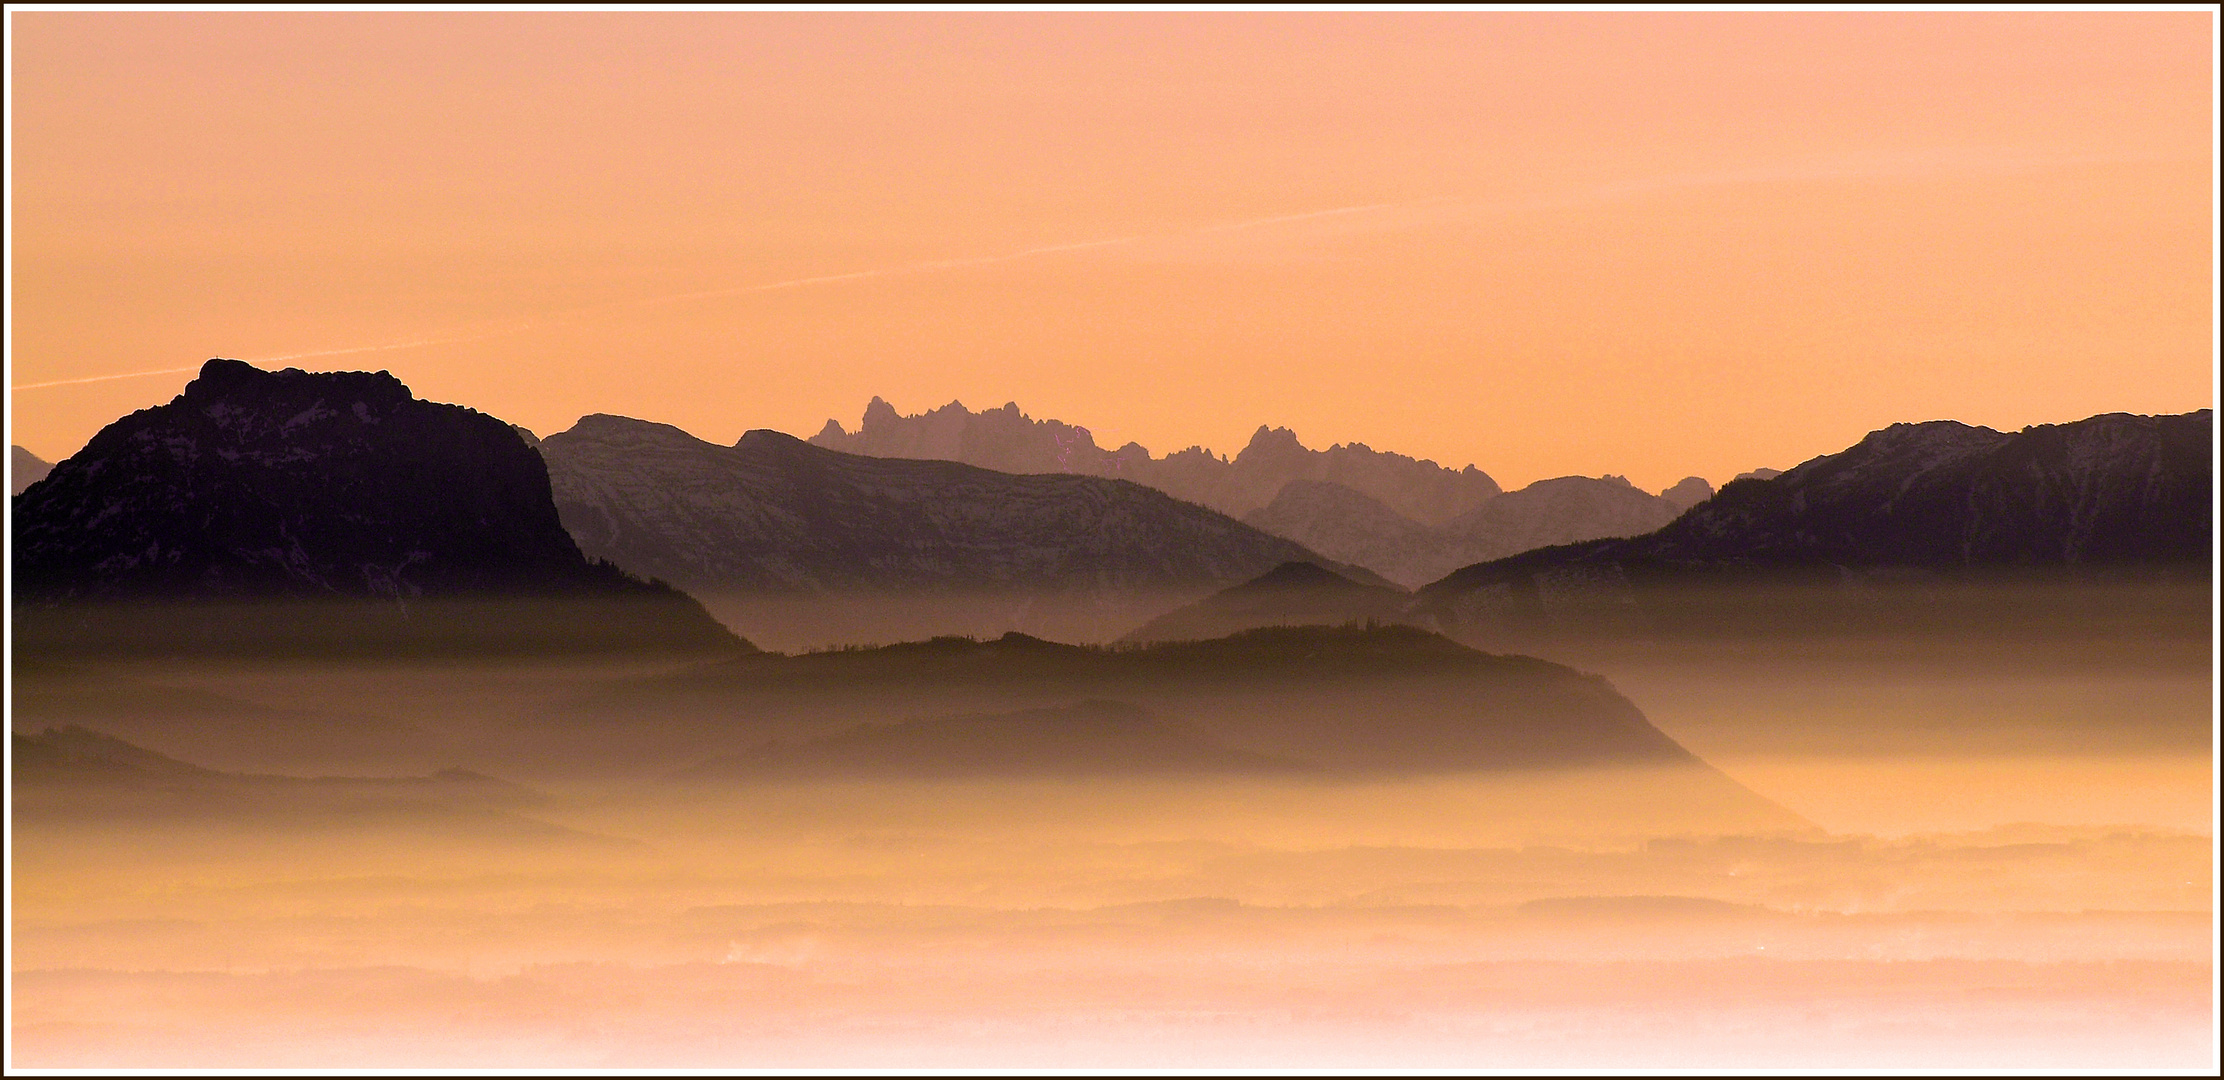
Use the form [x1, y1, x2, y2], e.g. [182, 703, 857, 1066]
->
[619, 200, 1406, 310]
[10, 328, 531, 392]
[11, 200, 1411, 392]
[254, 326, 531, 364]
[10, 366, 206, 390]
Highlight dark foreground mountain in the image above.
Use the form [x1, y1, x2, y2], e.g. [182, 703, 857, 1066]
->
[678, 700, 1306, 781]
[535, 414, 1341, 596]
[11, 726, 615, 845]
[11, 359, 743, 657]
[1122, 561, 1418, 643]
[1412, 410, 2213, 639]
[542, 624, 1786, 813]
[11, 444, 53, 495]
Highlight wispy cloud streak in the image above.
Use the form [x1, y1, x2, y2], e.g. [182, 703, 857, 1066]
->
[10, 201, 1412, 392]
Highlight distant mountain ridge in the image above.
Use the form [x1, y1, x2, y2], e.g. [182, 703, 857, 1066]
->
[811, 397, 1712, 586]
[12, 726, 607, 843]
[11, 445, 53, 495]
[812, 397, 1506, 525]
[535, 413, 1351, 596]
[549, 622, 1719, 775]
[1122, 560, 1416, 643]
[1246, 473, 1701, 587]
[11, 358, 742, 655]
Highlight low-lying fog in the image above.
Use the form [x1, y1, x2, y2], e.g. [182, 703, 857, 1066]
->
[10, 583, 2214, 1069]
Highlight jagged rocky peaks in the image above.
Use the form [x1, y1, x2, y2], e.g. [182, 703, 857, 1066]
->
[11, 358, 744, 656]
[812, 396, 1502, 525]
[12, 444, 55, 495]
[809, 395, 1736, 586]
[537, 413, 1337, 598]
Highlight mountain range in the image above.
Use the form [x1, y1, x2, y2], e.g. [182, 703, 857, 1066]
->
[1106, 411, 2212, 645]
[11, 359, 742, 656]
[13, 360, 2205, 658]
[811, 397, 1713, 586]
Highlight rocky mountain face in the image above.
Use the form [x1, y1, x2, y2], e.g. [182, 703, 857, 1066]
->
[537, 414, 1336, 596]
[811, 397, 1711, 587]
[811, 397, 1504, 525]
[11, 445, 54, 495]
[1412, 410, 2214, 636]
[12, 359, 741, 655]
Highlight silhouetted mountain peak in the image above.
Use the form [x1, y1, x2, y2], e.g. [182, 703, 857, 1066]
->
[13, 360, 743, 655]
[1659, 477, 1714, 513]
[12, 444, 55, 496]
[862, 395, 901, 430]
[735, 428, 810, 451]
[1239, 560, 1383, 593]
[14, 725, 218, 779]
[181, 356, 415, 412]
[1237, 424, 1307, 465]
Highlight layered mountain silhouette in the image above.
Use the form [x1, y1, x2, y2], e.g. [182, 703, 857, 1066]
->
[11, 359, 743, 656]
[1122, 560, 1416, 643]
[1246, 474, 1704, 587]
[11, 444, 53, 495]
[534, 413, 1351, 596]
[812, 397, 1504, 525]
[11, 726, 601, 842]
[677, 699, 1304, 781]
[1412, 410, 2213, 636]
[547, 623, 1740, 778]
[811, 397, 1711, 586]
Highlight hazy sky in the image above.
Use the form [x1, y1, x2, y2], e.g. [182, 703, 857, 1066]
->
[8, 11, 2213, 489]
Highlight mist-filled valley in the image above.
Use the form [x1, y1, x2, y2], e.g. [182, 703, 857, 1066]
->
[13, 9, 2219, 1070]
[11, 578, 2212, 1070]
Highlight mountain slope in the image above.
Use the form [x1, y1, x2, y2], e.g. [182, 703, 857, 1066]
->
[11, 359, 743, 656]
[537, 414, 1338, 596]
[1412, 410, 2213, 636]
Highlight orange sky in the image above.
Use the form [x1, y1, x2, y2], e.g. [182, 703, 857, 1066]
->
[7, 11, 2214, 491]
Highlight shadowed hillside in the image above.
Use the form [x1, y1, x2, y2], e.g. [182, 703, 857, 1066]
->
[1410, 410, 2211, 643]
